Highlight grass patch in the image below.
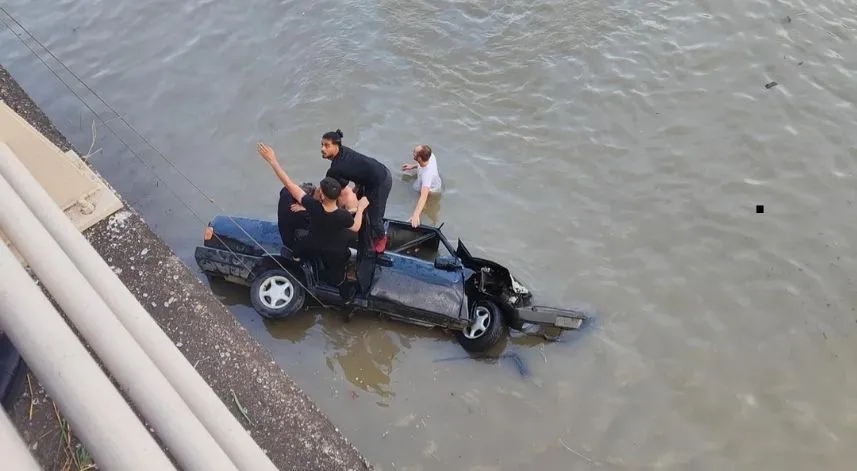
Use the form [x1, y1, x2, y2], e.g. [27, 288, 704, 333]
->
[52, 401, 97, 471]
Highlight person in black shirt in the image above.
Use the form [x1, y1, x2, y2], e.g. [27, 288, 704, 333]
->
[277, 182, 358, 252]
[276, 182, 315, 250]
[320, 129, 392, 253]
[259, 143, 369, 302]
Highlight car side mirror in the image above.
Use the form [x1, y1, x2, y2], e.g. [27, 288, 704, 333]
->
[434, 256, 461, 271]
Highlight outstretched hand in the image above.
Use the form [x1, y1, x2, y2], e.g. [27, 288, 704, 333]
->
[257, 143, 278, 164]
[408, 214, 420, 228]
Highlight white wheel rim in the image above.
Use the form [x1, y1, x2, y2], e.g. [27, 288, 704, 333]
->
[258, 275, 294, 309]
[463, 305, 492, 339]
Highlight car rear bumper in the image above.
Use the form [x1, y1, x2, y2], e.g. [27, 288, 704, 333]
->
[515, 305, 587, 330]
[194, 245, 261, 281]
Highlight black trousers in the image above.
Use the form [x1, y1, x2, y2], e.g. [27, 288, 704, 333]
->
[311, 246, 355, 301]
[277, 187, 308, 248]
[360, 168, 392, 241]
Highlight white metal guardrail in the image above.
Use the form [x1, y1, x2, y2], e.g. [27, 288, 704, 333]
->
[0, 144, 279, 470]
[0, 239, 176, 470]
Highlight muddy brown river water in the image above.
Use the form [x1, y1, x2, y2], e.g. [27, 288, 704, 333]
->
[2, 0, 856, 469]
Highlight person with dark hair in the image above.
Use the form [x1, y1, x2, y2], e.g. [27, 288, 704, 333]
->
[259, 142, 369, 302]
[287, 181, 359, 216]
[279, 181, 359, 255]
[401, 144, 442, 228]
[320, 129, 392, 253]
[276, 182, 317, 250]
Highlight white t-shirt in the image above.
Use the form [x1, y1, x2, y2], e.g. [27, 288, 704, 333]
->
[414, 154, 442, 193]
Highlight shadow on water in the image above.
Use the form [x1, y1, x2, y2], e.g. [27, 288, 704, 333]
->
[264, 310, 318, 343]
[201, 274, 251, 308]
[203, 276, 400, 397]
[263, 307, 464, 401]
[318, 312, 405, 400]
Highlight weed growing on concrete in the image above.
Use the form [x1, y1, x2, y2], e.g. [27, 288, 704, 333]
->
[230, 389, 253, 426]
[52, 400, 96, 471]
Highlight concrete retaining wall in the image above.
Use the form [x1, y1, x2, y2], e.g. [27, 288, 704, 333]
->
[0, 64, 373, 471]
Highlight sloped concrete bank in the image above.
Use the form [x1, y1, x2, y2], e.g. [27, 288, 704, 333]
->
[1, 64, 373, 471]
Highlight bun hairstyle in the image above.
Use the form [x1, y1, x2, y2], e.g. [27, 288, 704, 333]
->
[322, 129, 344, 145]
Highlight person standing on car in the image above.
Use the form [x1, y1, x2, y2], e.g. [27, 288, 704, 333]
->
[259, 142, 369, 303]
[401, 144, 442, 228]
[320, 129, 392, 253]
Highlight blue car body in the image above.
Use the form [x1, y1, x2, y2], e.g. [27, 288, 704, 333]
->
[194, 214, 587, 341]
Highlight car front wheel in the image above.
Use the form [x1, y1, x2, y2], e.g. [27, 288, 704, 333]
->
[455, 300, 505, 353]
[250, 268, 306, 319]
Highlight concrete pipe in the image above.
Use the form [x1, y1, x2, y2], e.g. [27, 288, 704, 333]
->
[0, 145, 277, 470]
[0, 172, 239, 471]
[0, 242, 176, 470]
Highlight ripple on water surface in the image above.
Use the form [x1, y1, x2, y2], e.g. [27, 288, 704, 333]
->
[1, 0, 857, 469]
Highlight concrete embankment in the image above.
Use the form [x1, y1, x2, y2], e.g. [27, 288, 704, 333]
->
[1, 64, 373, 471]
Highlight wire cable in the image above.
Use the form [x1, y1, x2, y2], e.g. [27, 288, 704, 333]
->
[0, 7, 330, 308]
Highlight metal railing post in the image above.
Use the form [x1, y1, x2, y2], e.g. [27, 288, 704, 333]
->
[0, 143, 278, 470]
[0, 242, 176, 470]
[0, 168, 239, 471]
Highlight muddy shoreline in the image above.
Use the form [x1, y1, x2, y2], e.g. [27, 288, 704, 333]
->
[1, 64, 372, 470]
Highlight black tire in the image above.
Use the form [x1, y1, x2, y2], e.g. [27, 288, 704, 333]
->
[250, 268, 306, 319]
[455, 300, 505, 353]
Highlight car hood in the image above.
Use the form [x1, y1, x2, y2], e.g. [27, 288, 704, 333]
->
[456, 239, 532, 300]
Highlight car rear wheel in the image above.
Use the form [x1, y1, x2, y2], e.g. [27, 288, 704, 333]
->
[250, 268, 306, 319]
[455, 300, 505, 353]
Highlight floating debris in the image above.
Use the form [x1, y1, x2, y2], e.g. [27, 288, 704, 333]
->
[559, 438, 599, 465]
[765, 81, 778, 89]
[434, 352, 531, 378]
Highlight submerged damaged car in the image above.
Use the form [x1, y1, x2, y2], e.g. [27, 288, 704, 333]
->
[194, 213, 589, 352]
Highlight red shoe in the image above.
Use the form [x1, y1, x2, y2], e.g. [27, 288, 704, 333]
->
[373, 235, 388, 253]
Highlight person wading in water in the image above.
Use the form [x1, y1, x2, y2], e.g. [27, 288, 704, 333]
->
[401, 144, 443, 228]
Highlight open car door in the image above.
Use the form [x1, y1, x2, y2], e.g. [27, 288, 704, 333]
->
[455, 238, 472, 261]
[367, 226, 467, 324]
[353, 213, 377, 295]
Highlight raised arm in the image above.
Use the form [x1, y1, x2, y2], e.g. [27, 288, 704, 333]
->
[257, 143, 306, 202]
